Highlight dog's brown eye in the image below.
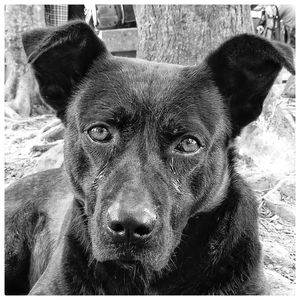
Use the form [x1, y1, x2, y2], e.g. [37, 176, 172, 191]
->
[175, 137, 201, 153]
[88, 126, 112, 142]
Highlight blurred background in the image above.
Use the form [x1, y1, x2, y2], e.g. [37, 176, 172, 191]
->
[4, 4, 296, 295]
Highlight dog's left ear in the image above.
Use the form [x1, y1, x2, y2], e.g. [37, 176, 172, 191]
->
[206, 34, 295, 137]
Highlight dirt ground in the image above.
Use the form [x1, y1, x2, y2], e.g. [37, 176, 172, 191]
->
[4, 79, 296, 294]
[5, 114, 56, 186]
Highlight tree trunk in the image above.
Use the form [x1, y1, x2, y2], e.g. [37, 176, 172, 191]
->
[134, 5, 253, 65]
[5, 5, 51, 117]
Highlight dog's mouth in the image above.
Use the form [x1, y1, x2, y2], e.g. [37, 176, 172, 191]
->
[92, 242, 171, 271]
[105, 247, 151, 264]
[110, 250, 139, 264]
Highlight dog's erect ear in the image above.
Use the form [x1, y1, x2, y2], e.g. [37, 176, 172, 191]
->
[206, 34, 295, 137]
[22, 20, 108, 121]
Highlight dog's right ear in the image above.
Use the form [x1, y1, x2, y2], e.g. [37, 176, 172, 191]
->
[22, 20, 108, 121]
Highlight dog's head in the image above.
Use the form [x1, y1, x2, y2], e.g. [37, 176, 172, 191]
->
[22, 21, 294, 271]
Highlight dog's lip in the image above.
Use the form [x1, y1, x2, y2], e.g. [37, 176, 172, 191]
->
[117, 254, 137, 262]
[117, 259, 137, 265]
[111, 251, 145, 265]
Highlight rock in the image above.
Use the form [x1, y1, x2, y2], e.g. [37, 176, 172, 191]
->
[245, 175, 274, 192]
[11, 123, 20, 130]
[31, 141, 62, 153]
[264, 190, 281, 203]
[279, 182, 295, 199]
[40, 123, 64, 142]
[262, 241, 293, 268]
[281, 75, 295, 98]
[275, 69, 290, 84]
[4, 103, 22, 119]
[12, 132, 37, 144]
[236, 79, 295, 178]
[264, 198, 295, 225]
[39, 118, 61, 134]
[33, 142, 64, 173]
[264, 269, 295, 295]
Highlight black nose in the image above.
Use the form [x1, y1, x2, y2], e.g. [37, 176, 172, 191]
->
[106, 202, 157, 243]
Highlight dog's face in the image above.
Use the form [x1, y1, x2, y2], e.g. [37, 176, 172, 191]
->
[22, 21, 294, 271]
[64, 58, 230, 270]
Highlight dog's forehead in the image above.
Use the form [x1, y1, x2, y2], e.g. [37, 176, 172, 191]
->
[73, 56, 224, 134]
[82, 56, 187, 105]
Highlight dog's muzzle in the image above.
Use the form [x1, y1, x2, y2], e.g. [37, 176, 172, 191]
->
[106, 196, 157, 245]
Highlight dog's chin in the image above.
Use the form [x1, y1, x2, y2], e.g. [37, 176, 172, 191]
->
[91, 245, 171, 272]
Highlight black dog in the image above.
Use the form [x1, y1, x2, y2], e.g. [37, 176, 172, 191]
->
[5, 21, 294, 295]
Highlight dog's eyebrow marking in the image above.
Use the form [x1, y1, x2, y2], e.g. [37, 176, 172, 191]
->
[77, 100, 137, 132]
[102, 73, 123, 105]
[161, 115, 211, 146]
[160, 100, 210, 133]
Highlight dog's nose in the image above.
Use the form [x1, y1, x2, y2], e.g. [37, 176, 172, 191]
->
[106, 202, 157, 243]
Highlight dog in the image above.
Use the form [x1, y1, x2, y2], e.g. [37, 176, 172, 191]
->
[5, 20, 295, 295]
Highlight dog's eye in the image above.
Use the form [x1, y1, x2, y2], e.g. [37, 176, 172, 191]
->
[175, 137, 201, 154]
[87, 126, 112, 142]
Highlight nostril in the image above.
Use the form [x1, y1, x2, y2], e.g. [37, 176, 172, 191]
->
[109, 221, 125, 234]
[134, 225, 152, 237]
